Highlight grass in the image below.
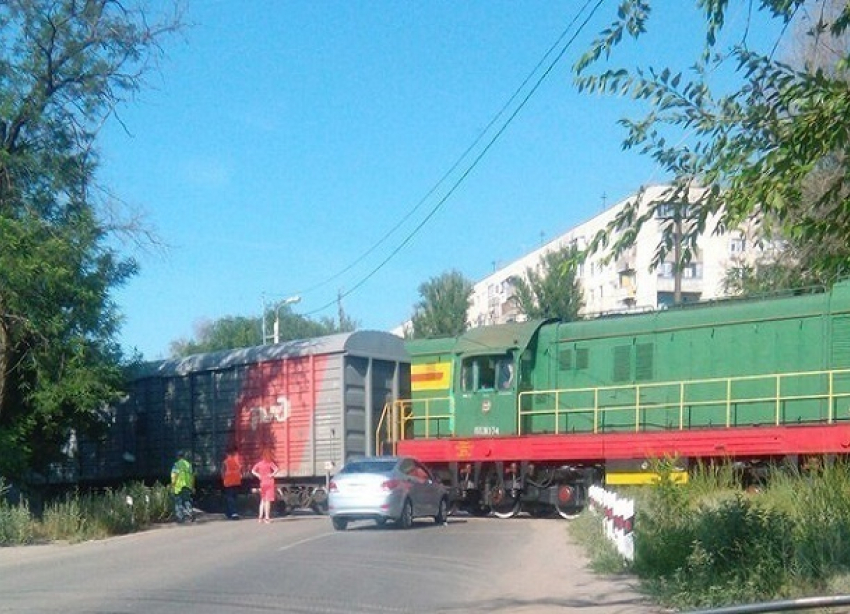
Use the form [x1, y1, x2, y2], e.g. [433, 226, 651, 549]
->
[0, 479, 174, 545]
[571, 460, 850, 611]
[569, 507, 631, 575]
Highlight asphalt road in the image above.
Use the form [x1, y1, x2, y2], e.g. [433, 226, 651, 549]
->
[0, 511, 660, 613]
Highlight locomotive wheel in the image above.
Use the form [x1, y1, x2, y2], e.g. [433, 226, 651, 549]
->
[555, 484, 582, 520]
[489, 484, 521, 519]
[468, 504, 492, 517]
[492, 500, 521, 519]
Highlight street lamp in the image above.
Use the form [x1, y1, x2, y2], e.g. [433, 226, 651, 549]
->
[262, 295, 301, 345]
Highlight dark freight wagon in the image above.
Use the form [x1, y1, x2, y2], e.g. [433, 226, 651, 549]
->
[78, 331, 409, 510]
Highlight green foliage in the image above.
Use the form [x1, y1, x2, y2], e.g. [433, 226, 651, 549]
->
[260, 309, 357, 346]
[576, 1, 850, 284]
[644, 497, 795, 608]
[170, 316, 263, 356]
[169, 309, 358, 358]
[1, 482, 173, 545]
[0, 477, 36, 545]
[0, 499, 36, 545]
[410, 270, 474, 339]
[773, 461, 850, 581]
[510, 244, 584, 321]
[0, 0, 183, 478]
[722, 255, 815, 296]
[581, 459, 850, 610]
[568, 508, 630, 575]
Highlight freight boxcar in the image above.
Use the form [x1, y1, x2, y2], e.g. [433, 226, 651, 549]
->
[391, 281, 850, 519]
[78, 331, 409, 512]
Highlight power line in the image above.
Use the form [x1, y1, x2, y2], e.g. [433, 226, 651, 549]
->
[302, 0, 607, 317]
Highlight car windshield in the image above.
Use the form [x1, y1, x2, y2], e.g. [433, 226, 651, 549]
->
[339, 460, 396, 475]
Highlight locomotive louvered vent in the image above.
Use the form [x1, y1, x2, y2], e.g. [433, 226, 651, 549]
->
[559, 348, 589, 371]
[613, 345, 631, 382]
[832, 316, 850, 368]
[576, 348, 589, 370]
[636, 343, 654, 381]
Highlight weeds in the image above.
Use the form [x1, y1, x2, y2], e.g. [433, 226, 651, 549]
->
[0, 481, 173, 546]
[569, 508, 630, 575]
[576, 459, 850, 610]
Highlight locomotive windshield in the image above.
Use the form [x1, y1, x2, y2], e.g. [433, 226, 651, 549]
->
[460, 353, 514, 392]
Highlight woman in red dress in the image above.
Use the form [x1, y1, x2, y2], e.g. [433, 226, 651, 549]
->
[251, 452, 279, 523]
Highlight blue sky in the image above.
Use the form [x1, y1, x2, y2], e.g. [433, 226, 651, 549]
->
[100, 1, 780, 360]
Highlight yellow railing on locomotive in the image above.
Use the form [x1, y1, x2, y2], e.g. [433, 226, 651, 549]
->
[375, 398, 453, 455]
[517, 368, 850, 435]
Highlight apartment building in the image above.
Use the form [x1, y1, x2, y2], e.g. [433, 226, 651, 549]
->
[468, 184, 765, 328]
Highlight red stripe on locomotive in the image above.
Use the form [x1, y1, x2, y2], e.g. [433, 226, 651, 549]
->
[397, 423, 850, 464]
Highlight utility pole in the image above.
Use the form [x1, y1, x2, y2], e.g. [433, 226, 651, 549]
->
[673, 206, 683, 305]
[261, 294, 301, 344]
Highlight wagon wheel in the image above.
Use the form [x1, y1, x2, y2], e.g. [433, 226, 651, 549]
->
[554, 484, 582, 520]
[487, 470, 521, 519]
[310, 487, 328, 515]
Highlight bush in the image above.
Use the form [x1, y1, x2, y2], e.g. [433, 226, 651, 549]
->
[568, 508, 630, 575]
[2, 481, 174, 544]
[0, 499, 36, 545]
[582, 460, 850, 609]
[777, 461, 850, 582]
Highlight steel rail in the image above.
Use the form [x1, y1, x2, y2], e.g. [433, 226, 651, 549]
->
[684, 594, 850, 614]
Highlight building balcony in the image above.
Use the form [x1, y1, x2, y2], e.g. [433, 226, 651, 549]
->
[655, 276, 704, 294]
[613, 285, 637, 302]
[616, 257, 635, 273]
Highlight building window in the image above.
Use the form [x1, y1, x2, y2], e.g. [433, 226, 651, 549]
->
[729, 237, 746, 254]
[656, 202, 694, 218]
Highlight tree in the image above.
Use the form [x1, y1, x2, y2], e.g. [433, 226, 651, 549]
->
[722, 254, 813, 297]
[0, 0, 182, 477]
[170, 308, 358, 358]
[576, 1, 850, 284]
[410, 270, 473, 339]
[510, 244, 583, 321]
[170, 316, 261, 357]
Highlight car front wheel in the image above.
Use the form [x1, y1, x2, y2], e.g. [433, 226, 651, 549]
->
[434, 498, 447, 525]
[332, 517, 348, 531]
[397, 499, 414, 529]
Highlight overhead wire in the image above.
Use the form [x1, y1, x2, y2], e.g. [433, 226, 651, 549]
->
[294, 0, 601, 299]
[301, 0, 608, 317]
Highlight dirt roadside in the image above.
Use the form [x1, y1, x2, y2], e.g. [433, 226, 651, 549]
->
[445, 516, 663, 614]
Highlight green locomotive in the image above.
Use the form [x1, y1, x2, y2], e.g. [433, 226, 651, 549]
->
[392, 280, 850, 518]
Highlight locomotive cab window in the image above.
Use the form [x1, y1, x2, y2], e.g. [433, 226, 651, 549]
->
[461, 354, 514, 392]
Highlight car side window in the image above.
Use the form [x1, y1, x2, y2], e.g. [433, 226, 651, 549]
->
[414, 462, 433, 481]
[398, 458, 415, 475]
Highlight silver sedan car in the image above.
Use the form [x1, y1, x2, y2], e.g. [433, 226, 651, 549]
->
[328, 456, 448, 530]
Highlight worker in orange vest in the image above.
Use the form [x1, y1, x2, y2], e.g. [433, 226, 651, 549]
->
[221, 445, 243, 520]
